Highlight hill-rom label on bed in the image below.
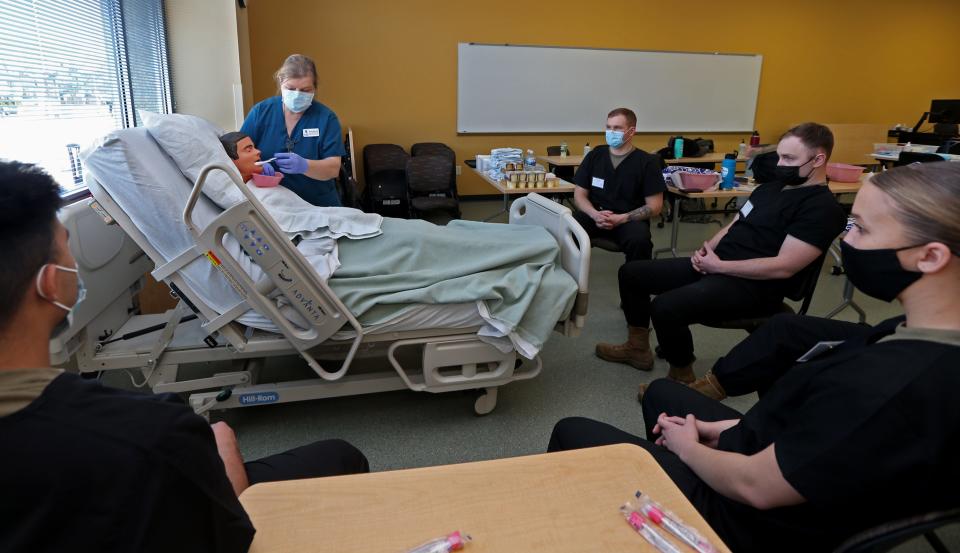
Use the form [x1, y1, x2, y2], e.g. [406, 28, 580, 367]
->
[239, 391, 279, 405]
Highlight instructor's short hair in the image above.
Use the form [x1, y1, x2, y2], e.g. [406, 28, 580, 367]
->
[781, 122, 834, 158]
[607, 107, 637, 128]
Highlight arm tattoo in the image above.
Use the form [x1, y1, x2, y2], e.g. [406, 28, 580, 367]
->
[626, 205, 653, 222]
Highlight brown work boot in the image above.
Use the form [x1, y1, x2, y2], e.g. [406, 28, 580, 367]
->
[596, 326, 654, 371]
[688, 371, 727, 401]
[637, 382, 650, 402]
[667, 364, 695, 384]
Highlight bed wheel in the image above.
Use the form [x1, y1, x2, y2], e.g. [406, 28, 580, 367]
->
[473, 387, 498, 416]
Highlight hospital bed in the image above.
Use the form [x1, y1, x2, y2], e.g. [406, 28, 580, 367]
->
[64, 127, 591, 415]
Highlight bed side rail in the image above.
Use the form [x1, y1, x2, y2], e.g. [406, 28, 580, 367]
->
[183, 164, 363, 380]
[509, 193, 590, 332]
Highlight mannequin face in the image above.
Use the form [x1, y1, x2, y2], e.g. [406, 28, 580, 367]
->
[233, 136, 264, 181]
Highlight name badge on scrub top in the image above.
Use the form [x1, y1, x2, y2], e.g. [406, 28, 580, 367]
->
[739, 200, 754, 218]
[591, 177, 605, 189]
[302, 128, 320, 137]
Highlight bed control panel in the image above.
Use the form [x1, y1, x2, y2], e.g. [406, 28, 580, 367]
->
[234, 220, 331, 325]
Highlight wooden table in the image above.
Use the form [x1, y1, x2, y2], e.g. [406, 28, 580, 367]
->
[654, 179, 864, 258]
[472, 167, 575, 221]
[537, 154, 583, 167]
[240, 444, 731, 553]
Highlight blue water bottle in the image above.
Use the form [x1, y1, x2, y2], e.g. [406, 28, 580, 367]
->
[721, 152, 737, 190]
[673, 136, 684, 159]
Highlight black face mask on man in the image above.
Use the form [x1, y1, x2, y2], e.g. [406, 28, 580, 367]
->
[840, 241, 923, 302]
[774, 155, 817, 186]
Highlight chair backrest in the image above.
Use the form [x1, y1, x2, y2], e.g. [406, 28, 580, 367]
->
[411, 142, 455, 161]
[363, 143, 409, 180]
[833, 508, 960, 553]
[894, 152, 944, 167]
[406, 155, 453, 194]
[546, 145, 561, 156]
[789, 253, 827, 313]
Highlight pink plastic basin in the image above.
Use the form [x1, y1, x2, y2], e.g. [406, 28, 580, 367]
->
[251, 172, 283, 188]
[826, 163, 864, 183]
[677, 171, 720, 191]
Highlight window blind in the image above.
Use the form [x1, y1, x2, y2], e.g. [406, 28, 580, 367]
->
[0, 0, 172, 196]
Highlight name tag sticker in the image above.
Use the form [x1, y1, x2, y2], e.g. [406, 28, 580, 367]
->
[797, 340, 844, 362]
[591, 177, 605, 189]
[302, 128, 320, 137]
[739, 200, 754, 218]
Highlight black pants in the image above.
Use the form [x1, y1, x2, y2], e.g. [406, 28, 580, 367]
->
[619, 257, 784, 366]
[244, 439, 369, 486]
[547, 379, 747, 550]
[711, 313, 873, 396]
[573, 210, 653, 262]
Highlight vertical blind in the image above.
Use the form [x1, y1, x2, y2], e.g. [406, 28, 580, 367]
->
[0, 0, 172, 196]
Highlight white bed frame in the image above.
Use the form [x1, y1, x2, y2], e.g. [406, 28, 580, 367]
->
[69, 161, 591, 416]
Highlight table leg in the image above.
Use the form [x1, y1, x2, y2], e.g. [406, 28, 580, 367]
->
[653, 195, 682, 258]
[482, 192, 510, 222]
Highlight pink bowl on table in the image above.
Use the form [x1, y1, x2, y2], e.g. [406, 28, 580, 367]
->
[675, 171, 721, 191]
[251, 172, 284, 188]
[826, 163, 864, 183]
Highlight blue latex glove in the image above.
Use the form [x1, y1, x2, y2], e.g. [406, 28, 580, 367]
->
[259, 162, 276, 176]
[275, 152, 309, 175]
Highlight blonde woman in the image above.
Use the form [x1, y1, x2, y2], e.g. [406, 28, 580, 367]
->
[241, 54, 344, 206]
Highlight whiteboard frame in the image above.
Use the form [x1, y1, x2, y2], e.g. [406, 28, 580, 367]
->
[457, 42, 763, 135]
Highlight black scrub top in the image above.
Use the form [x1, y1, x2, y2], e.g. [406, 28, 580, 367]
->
[0, 373, 254, 553]
[710, 321, 960, 553]
[715, 181, 846, 294]
[573, 145, 666, 214]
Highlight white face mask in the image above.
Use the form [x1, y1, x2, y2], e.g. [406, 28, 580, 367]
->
[36, 263, 86, 336]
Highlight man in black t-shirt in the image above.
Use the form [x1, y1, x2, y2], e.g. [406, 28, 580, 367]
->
[596, 123, 846, 392]
[0, 161, 369, 553]
[572, 107, 665, 262]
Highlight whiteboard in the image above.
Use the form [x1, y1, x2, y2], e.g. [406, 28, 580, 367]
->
[457, 43, 762, 134]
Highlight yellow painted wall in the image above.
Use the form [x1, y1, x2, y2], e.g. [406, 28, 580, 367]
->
[246, 0, 960, 196]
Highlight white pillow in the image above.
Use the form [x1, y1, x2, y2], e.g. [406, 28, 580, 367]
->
[140, 111, 245, 208]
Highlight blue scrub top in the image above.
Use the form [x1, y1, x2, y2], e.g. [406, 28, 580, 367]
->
[241, 96, 346, 206]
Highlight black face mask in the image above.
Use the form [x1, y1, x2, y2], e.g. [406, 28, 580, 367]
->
[775, 156, 816, 186]
[840, 241, 923, 302]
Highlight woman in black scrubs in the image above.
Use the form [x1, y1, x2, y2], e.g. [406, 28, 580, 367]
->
[548, 162, 960, 553]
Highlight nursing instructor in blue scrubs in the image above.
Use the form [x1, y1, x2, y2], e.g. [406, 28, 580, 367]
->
[241, 54, 345, 206]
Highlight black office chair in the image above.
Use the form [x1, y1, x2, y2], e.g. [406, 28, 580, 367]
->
[545, 145, 577, 182]
[362, 144, 409, 217]
[833, 508, 959, 553]
[893, 152, 944, 167]
[411, 142, 460, 206]
[701, 253, 826, 333]
[405, 155, 461, 223]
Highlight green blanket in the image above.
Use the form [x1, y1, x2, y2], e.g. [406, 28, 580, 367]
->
[330, 218, 578, 356]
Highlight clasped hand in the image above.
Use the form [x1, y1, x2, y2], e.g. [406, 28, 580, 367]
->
[653, 413, 730, 455]
[691, 241, 723, 275]
[593, 210, 626, 230]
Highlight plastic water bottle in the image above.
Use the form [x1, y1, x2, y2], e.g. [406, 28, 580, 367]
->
[738, 140, 747, 157]
[560, 141, 568, 157]
[721, 153, 737, 190]
[583, 142, 591, 155]
[525, 149, 536, 169]
[673, 136, 684, 159]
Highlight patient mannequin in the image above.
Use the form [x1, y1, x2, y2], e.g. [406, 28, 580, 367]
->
[0, 160, 369, 552]
[220, 131, 274, 183]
